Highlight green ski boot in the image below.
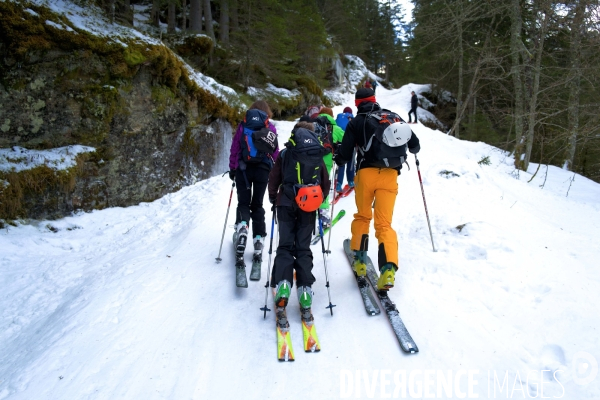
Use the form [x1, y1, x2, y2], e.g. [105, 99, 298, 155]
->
[274, 280, 291, 308]
[352, 250, 367, 277]
[377, 263, 397, 290]
[297, 286, 313, 310]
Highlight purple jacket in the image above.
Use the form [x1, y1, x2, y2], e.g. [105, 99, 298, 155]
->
[229, 121, 279, 170]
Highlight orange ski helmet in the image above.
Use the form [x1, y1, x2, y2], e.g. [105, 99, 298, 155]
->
[294, 184, 323, 212]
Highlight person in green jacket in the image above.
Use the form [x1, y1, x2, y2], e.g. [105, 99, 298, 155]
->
[317, 107, 345, 227]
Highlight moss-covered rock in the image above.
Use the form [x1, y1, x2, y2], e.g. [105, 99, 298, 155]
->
[0, 2, 239, 221]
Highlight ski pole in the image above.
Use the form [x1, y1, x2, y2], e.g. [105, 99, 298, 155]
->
[216, 178, 236, 263]
[260, 207, 277, 318]
[414, 154, 437, 252]
[318, 214, 336, 315]
[326, 164, 338, 253]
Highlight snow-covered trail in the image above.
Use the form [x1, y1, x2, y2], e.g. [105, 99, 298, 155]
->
[1, 85, 599, 399]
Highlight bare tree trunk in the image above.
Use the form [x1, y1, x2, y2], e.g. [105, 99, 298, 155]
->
[523, 6, 550, 171]
[190, 0, 203, 33]
[151, 0, 161, 27]
[219, 0, 230, 43]
[455, 0, 464, 138]
[448, 56, 483, 137]
[204, 0, 215, 42]
[564, 0, 586, 170]
[511, 0, 526, 170]
[167, 0, 176, 33]
[181, 0, 187, 31]
[230, 0, 239, 33]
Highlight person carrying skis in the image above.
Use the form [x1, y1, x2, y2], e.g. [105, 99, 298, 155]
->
[335, 106, 355, 193]
[334, 88, 420, 290]
[408, 91, 418, 124]
[315, 107, 345, 228]
[267, 122, 331, 310]
[229, 100, 279, 266]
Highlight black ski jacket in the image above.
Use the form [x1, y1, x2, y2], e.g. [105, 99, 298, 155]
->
[336, 102, 420, 174]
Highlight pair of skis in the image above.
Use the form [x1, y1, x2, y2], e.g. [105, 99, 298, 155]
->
[343, 239, 419, 354]
[275, 295, 321, 362]
[233, 232, 262, 288]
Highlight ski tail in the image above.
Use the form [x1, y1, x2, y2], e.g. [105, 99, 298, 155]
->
[364, 255, 419, 353]
[300, 308, 321, 353]
[276, 307, 295, 361]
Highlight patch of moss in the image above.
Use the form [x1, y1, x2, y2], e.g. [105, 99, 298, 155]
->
[0, 154, 88, 220]
[180, 127, 199, 159]
[151, 85, 175, 114]
[174, 34, 213, 57]
[295, 76, 323, 97]
[123, 48, 146, 66]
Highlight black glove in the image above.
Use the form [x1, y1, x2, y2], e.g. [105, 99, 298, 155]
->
[409, 144, 421, 154]
[229, 169, 236, 181]
[270, 203, 276, 212]
[333, 152, 345, 167]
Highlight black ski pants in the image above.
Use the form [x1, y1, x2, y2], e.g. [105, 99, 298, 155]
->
[235, 166, 269, 237]
[270, 205, 316, 288]
[408, 107, 418, 123]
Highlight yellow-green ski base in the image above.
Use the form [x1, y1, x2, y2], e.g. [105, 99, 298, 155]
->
[302, 320, 321, 353]
[276, 307, 295, 362]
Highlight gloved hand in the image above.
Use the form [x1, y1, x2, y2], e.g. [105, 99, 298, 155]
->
[408, 144, 421, 154]
[229, 169, 236, 181]
[270, 203, 276, 212]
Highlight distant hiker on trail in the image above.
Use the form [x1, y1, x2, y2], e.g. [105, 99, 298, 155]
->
[408, 91, 418, 124]
[371, 80, 379, 93]
[334, 88, 421, 291]
[335, 106, 355, 193]
[364, 80, 372, 89]
[316, 107, 345, 227]
[229, 100, 279, 267]
[268, 122, 331, 311]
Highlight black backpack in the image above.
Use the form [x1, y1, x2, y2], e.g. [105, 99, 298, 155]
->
[358, 109, 412, 169]
[241, 109, 278, 166]
[280, 128, 328, 204]
[312, 116, 334, 155]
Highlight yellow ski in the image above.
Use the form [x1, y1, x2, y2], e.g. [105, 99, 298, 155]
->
[276, 307, 295, 361]
[301, 317, 321, 353]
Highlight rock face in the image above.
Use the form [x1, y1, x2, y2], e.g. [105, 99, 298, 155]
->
[0, 4, 236, 221]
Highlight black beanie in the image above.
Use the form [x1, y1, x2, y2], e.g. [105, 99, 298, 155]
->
[355, 88, 375, 99]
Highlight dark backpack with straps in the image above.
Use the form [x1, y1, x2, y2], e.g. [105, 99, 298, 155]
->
[280, 128, 328, 208]
[358, 109, 413, 169]
[312, 115, 334, 155]
[241, 109, 278, 166]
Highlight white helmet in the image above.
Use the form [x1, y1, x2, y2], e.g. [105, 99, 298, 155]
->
[381, 122, 412, 147]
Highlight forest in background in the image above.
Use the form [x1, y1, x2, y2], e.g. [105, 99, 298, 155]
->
[73, 0, 600, 182]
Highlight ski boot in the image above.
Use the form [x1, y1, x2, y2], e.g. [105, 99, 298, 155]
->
[319, 209, 331, 230]
[348, 181, 355, 188]
[233, 221, 248, 257]
[274, 280, 291, 308]
[352, 250, 367, 277]
[297, 286, 313, 311]
[336, 182, 343, 193]
[253, 235, 265, 261]
[377, 263, 397, 290]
